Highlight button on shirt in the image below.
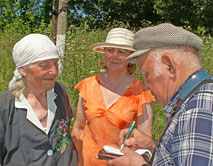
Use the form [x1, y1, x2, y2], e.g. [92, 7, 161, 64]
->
[47, 149, 53, 156]
[153, 76, 213, 166]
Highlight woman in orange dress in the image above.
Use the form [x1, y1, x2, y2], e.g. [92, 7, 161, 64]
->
[71, 28, 155, 166]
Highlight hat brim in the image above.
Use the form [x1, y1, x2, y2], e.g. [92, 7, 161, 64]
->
[89, 42, 135, 54]
[125, 49, 151, 64]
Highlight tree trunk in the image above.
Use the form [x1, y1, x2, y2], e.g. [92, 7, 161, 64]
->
[56, 0, 68, 73]
[52, 0, 59, 44]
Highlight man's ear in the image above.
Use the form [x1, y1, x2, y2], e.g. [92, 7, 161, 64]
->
[18, 67, 27, 77]
[161, 53, 176, 78]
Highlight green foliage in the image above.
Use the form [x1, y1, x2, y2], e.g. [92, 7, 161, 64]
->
[0, 30, 21, 93]
[1, 0, 213, 34]
[69, 0, 213, 33]
[69, 0, 160, 29]
[0, 0, 50, 32]
[33, 19, 52, 36]
[154, 0, 206, 31]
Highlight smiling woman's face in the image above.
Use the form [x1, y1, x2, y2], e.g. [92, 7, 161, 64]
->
[19, 58, 59, 92]
[104, 47, 132, 73]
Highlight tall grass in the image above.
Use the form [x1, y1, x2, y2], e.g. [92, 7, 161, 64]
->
[0, 26, 212, 139]
[0, 31, 23, 93]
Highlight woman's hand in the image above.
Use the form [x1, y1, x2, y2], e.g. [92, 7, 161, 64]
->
[71, 96, 86, 150]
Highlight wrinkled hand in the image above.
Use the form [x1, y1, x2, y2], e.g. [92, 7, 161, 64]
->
[119, 128, 155, 150]
[107, 147, 146, 166]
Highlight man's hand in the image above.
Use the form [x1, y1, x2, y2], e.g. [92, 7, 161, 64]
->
[107, 147, 146, 166]
[119, 128, 155, 150]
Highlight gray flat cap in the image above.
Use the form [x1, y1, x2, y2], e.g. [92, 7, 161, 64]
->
[126, 23, 203, 64]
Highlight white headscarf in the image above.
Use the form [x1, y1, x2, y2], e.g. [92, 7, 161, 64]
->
[9, 33, 59, 89]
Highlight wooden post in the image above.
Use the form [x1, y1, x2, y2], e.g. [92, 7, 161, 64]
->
[56, 0, 68, 73]
[52, 0, 59, 44]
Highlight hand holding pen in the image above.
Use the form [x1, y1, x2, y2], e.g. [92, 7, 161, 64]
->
[119, 127, 156, 151]
[120, 121, 135, 149]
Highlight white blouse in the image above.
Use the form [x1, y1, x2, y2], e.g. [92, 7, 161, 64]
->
[15, 89, 57, 134]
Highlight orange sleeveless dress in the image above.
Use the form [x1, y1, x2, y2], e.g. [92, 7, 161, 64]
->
[75, 74, 155, 166]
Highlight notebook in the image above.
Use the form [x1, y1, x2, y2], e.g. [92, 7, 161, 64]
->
[97, 145, 152, 162]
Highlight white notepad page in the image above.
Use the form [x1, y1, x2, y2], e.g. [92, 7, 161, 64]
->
[103, 145, 152, 157]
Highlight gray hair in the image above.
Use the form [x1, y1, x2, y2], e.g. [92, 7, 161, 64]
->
[10, 79, 25, 98]
[151, 46, 201, 77]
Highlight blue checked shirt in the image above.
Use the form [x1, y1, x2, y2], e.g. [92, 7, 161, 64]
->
[153, 73, 213, 166]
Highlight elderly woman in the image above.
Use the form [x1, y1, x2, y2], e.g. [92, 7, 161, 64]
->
[71, 28, 155, 166]
[0, 34, 77, 166]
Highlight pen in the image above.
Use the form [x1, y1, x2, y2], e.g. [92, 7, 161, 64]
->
[120, 121, 135, 150]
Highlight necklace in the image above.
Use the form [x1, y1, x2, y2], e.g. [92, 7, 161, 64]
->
[39, 112, 48, 122]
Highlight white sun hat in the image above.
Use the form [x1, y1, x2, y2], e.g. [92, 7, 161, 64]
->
[89, 28, 135, 53]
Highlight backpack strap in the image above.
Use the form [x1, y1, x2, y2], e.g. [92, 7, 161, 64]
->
[179, 69, 211, 100]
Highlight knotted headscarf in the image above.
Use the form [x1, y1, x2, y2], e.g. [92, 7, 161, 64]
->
[9, 33, 59, 89]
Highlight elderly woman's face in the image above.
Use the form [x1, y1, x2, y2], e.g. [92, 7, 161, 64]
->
[20, 58, 59, 92]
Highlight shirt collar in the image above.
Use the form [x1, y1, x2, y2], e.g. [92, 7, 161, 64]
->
[15, 89, 57, 134]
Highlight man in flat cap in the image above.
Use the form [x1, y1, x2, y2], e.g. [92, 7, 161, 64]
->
[107, 23, 213, 166]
